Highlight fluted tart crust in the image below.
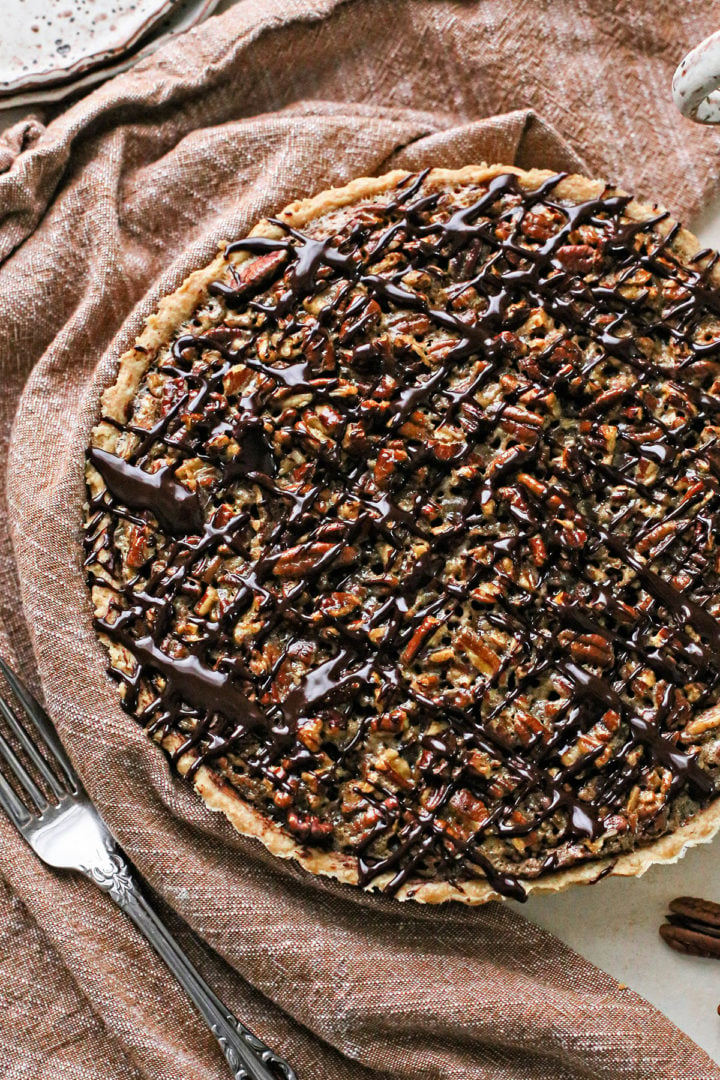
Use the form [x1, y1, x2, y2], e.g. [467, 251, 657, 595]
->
[84, 165, 720, 904]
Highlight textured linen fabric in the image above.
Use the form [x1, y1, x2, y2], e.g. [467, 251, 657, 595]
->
[2, 1, 720, 1077]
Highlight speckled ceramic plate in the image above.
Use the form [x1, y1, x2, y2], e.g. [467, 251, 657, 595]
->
[0, 0, 219, 110]
[0, 0, 178, 96]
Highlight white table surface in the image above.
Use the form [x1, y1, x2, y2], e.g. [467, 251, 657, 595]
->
[4, 35, 720, 1063]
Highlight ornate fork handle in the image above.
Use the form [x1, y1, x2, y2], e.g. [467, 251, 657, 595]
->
[82, 844, 295, 1080]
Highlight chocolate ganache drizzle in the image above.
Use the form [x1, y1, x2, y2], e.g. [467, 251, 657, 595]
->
[85, 170, 720, 900]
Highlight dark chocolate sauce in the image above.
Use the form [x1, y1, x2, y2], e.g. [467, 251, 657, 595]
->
[85, 171, 720, 899]
[89, 447, 204, 537]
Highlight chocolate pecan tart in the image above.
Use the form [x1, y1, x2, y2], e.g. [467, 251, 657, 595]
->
[84, 165, 720, 904]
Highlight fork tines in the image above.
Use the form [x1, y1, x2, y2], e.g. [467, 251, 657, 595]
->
[0, 658, 78, 824]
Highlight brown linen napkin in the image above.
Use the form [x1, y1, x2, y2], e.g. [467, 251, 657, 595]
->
[2, 2, 720, 1077]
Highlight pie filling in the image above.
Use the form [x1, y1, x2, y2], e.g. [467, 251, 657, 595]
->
[84, 170, 720, 900]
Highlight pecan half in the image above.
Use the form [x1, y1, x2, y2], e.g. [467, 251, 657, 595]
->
[660, 896, 720, 960]
[669, 895, 720, 930]
[659, 922, 720, 959]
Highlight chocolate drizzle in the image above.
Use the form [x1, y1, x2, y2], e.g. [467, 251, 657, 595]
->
[89, 447, 204, 536]
[84, 170, 720, 900]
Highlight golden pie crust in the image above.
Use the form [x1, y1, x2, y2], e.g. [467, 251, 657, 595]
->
[86, 165, 720, 904]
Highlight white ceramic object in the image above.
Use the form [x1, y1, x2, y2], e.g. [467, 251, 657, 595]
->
[0, 0, 220, 111]
[0, 0, 178, 96]
[673, 29, 720, 124]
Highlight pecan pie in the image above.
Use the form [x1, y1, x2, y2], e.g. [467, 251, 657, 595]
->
[84, 165, 720, 904]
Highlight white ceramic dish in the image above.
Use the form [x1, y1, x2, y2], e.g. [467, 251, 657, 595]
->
[673, 28, 720, 124]
[0, 0, 220, 111]
[0, 0, 178, 96]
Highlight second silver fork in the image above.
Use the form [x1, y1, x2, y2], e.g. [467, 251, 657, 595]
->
[0, 657, 297, 1080]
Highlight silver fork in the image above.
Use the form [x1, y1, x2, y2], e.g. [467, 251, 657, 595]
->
[0, 657, 297, 1080]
